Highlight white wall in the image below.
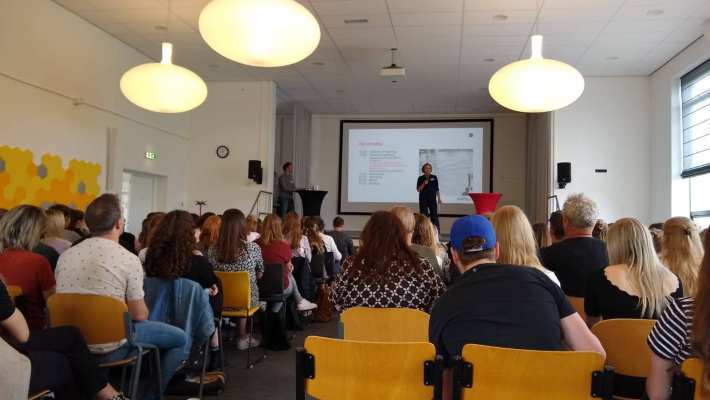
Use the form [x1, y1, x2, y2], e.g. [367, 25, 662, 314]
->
[187, 81, 277, 214]
[553, 77, 652, 223]
[310, 113, 528, 233]
[0, 0, 190, 210]
[650, 36, 710, 222]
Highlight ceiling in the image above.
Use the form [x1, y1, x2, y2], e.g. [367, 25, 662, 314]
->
[53, 0, 710, 114]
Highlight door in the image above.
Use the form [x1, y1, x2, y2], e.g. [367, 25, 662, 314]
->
[120, 171, 157, 236]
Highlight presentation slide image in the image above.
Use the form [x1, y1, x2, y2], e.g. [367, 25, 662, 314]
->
[419, 148, 481, 203]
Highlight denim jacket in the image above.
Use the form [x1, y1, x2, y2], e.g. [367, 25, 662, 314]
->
[144, 277, 215, 357]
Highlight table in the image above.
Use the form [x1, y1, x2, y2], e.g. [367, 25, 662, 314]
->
[296, 190, 328, 217]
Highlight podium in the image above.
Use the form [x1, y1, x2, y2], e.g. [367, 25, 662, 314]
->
[296, 190, 328, 217]
[468, 192, 502, 215]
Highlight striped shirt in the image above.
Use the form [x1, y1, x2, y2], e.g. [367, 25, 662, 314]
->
[647, 297, 695, 366]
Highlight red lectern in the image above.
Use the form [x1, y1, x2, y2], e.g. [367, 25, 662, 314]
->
[468, 193, 502, 214]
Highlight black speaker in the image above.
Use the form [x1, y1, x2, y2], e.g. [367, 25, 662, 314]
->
[248, 160, 263, 184]
[557, 162, 571, 189]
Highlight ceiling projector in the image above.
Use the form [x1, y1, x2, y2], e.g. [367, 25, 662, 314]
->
[381, 48, 406, 82]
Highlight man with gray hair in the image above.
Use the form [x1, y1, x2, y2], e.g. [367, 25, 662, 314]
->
[540, 193, 609, 297]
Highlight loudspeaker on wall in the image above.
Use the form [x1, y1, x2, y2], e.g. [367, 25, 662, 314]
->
[248, 160, 263, 184]
[557, 162, 571, 189]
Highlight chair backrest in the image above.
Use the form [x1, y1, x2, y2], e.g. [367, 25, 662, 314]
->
[340, 307, 430, 342]
[324, 252, 335, 277]
[47, 293, 128, 345]
[567, 296, 588, 321]
[591, 319, 656, 377]
[292, 256, 315, 301]
[258, 263, 285, 301]
[215, 271, 252, 309]
[459, 343, 606, 400]
[310, 252, 326, 279]
[300, 336, 438, 400]
[6, 285, 22, 300]
[680, 358, 705, 400]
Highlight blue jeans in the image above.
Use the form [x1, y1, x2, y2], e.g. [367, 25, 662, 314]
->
[98, 320, 187, 400]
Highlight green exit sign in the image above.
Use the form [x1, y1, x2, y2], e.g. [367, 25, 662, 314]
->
[145, 151, 157, 160]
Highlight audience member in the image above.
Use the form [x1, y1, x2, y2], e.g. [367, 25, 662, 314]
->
[55, 194, 186, 399]
[245, 214, 261, 243]
[593, 218, 609, 241]
[303, 217, 342, 272]
[42, 208, 72, 255]
[0, 281, 125, 399]
[48, 204, 82, 243]
[138, 212, 165, 263]
[206, 208, 263, 350]
[491, 206, 560, 286]
[549, 210, 565, 244]
[330, 211, 445, 312]
[412, 212, 451, 283]
[313, 216, 342, 263]
[283, 213, 311, 261]
[196, 212, 215, 231]
[136, 212, 164, 252]
[661, 216, 703, 296]
[257, 214, 317, 312]
[650, 222, 665, 254]
[429, 215, 604, 369]
[327, 216, 355, 261]
[391, 207, 439, 275]
[68, 209, 88, 238]
[197, 215, 221, 254]
[0, 205, 55, 330]
[33, 239, 60, 272]
[585, 218, 682, 323]
[540, 194, 609, 296]
[118, 231, 137, 255]
[532, 222, 551, 249]
[646, 223, 710, 399]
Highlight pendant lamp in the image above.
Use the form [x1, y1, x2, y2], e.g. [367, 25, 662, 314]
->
[488, 35, 584, 113]
[120, 43, 208, 113]
[199, 0, 321, 67]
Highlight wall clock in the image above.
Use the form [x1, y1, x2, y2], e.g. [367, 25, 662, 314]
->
[216, 145, 230, 159]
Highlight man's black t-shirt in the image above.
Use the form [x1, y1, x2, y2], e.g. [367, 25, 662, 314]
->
[539, 237, 609, 297]
[417, 174, 439, 201]
[429, 263, 575, 363]
[0, 283, 15, 322]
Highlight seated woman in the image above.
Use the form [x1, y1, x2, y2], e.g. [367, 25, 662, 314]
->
[282, 213, 311, 261]
[660, 216, 703, 296]
[145, 210, 222, 360]
[42, 209, 72, 255]
[585, 218, 682, 324]
[0, 281, 125, 399]
[0, 206, 55, 330]
[206, 209, 263, 350]
[646, 232, 710, 399]
[245, 215, 261, 243]
[411, 212, 451, 283]
[138, 212, 165, 264]
[257, 214, 317, 312]
[330, 211, 446, 312]
[197, 215, 221, 254]
[491, 205, 560, 286]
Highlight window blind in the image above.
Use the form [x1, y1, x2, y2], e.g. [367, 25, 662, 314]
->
[681, 58, 710, 177]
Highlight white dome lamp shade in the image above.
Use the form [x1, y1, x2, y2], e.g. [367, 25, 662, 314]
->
[488, 35, 585, 113]
[199, 0, 321, 68]
[120, 43, 208, 113]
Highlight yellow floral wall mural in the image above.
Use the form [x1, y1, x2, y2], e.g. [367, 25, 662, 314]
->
[0, 145, 101, 210]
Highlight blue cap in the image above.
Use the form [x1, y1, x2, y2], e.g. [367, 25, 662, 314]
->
[450, 215, 496, 253]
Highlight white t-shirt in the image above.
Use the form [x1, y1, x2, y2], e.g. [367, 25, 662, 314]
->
[56, 237, 144, 353]
[247, 232, 261, 243]
[320, 233, 342, 261]
[291, 235, 312, 262]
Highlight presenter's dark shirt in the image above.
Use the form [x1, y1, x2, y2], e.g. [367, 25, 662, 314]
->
[417, 174, 439, 201]
[429, 263, 575, 364]
[539, 237, 609, 297]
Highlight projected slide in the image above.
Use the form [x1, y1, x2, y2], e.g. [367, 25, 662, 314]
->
[339, 120, 493, 216]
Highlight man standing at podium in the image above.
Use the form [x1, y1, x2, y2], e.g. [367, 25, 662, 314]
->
[278, 162, 296, 218]
[417, 163, 442, 232]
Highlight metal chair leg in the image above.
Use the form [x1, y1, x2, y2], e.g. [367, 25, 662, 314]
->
[129, 351, 143, 400]
[198, 341, 210, 399]
[246, 316, 253, 369]
[153, 348, 163, 400]
[218, 318, 226, 371]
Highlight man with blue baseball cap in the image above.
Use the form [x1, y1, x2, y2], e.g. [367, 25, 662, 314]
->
[429, 215, 604, 391]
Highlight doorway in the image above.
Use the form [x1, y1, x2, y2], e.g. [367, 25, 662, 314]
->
[120, 171, 159, 236]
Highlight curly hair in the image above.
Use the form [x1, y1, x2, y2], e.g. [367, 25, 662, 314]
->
[562, 193, 598, 229]
[144, 210, 196, 279]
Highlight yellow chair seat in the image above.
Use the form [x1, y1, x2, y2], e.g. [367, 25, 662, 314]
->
[341, 307, 430, 342]
[222, 305, 261, 318]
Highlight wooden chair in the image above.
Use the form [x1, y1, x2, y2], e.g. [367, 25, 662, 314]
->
[340, 307, 430, 342]
[567, 296, 588, 321]
[672, 358, 706, 400]
[296, 336, 442, 400]
[47, 294, 162, 400]
[455, 343, 611, 400]
[215, 271, 265, 369]
[592, 319, 656, 399]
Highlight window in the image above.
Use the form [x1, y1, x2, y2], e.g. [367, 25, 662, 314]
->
[681, 57, 710, 177]
[690, 173, 710, 230]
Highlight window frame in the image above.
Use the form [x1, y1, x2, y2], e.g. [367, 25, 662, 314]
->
[680, 57, 710, 178]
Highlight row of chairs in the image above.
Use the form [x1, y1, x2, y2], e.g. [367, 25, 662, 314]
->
[302, 307, 707, 400]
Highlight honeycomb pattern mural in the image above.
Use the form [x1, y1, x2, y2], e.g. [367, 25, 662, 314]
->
[0, 145, 101, 210]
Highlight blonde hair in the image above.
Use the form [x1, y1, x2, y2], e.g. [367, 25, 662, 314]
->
[491, 206, 548, 272]
[45, 208, 66, 238]
[390, 206, 415, 233]
[607, 218, 675, 317]
[412, 213, 440, 255]
[661, 217, 703, 296]
[259, 214, 283, 246]
[245, 215, 259, 234]
[0, 205, 46, 252]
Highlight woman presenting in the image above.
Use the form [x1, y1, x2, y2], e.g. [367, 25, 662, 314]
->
[416, 163, 442, 232]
